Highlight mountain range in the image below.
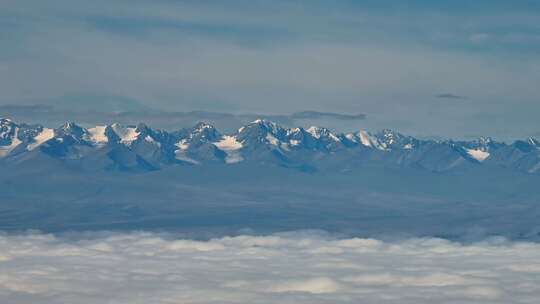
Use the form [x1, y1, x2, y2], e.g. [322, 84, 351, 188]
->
[2, 117, 540, 238]
[1, 118, 539, 175]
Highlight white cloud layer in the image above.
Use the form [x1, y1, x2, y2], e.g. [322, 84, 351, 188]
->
[0, 231, 539, 303]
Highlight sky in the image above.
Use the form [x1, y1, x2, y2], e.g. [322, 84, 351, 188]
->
[1, 0, 540, 138]
[0, 231, 539, 303]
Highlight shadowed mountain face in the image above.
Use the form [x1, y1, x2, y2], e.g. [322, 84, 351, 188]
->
[1, 117, 540, 240]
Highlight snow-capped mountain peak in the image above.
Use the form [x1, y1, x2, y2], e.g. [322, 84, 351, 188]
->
[27, 127, 55, 151]
[236, 119, 287, 146]
[286, 127, 314, 148]
[0, 118, 17, 143]
[311, 126, 342, 142]
[247, 119, 285, 135]
[110, 123, 140, 145]
[528, 137, 540, 147]
[193, 122, 214, 131]
[1, 118, 540, 175]
[86, 126, 109, 145]
[58, 122, 87, 139]
[306, 126, 333, 140]
[377, 129, 405, 146]
[355, 130, 384, 149]
[190, 122, 220, 141]
[174, 122, 221, 150]
[0, 119, 22, 158]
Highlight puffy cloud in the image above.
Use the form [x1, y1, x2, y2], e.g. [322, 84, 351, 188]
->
[0, 232, 539, 303]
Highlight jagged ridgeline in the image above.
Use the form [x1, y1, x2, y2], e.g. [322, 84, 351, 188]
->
[1, 118, 539, 174]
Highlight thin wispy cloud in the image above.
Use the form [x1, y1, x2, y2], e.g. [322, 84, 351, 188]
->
[0, 232, 539, 303]
[436, 93, 467, 100]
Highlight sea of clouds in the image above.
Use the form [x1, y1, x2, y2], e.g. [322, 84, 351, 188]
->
[0, 231, 539, 303]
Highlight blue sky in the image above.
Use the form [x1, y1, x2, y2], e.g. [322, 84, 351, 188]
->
[1, 0, 539, 138]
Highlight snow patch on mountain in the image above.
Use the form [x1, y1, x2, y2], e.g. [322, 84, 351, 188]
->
[144, 135, 160, 147]
[307, 127, 321, 138]
[306, 127, 321, 138]
[358, 131, 372, 147]
[0, 128, 22, 157]
[289, 139, 301, 146]
[174, 139, 199, 164]
[280, 143, 290, 151]
[214, 136, 244, 164]
[111, 124, 140, 144]
[215, 136, 243, 150]
[357, 131, 386, 150]
[345, 133, 357, 142]
[266, 133, 280, 146]
[195, 123, 213, 131]
[27, 128, 55, 151]
[307, 127, 341, 144]
[528, 137, 540, 148]
[330, 133, 340, 142]
[87, 126, 108, 145]
[175, 139, 189, 151]
[467, 149, 490, 162]
[174, 151, 200, 164]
